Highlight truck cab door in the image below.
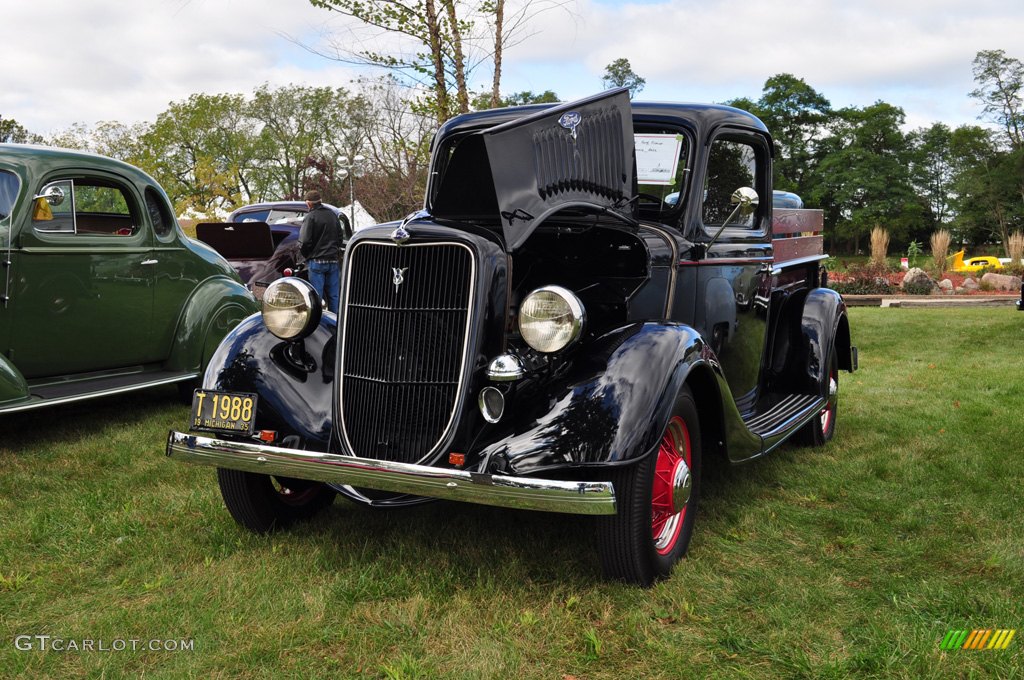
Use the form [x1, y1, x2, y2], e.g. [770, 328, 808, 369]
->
[693, 131, 773, 413]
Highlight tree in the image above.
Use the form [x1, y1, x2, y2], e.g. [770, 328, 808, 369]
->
[601, 58, 645, 98]
[811, 102, 921, 252]
[908, 123, 955, 233]
[969, 49, 1024, 149]
[470, 88, 558, 110]
[142, 92, 260, 214]
[0, 117, 42, 144]
[949, 125, 1023, 251]
[729, 74, 831, 198]
[308, 0, 569, 123]
[353, 76, 434, 220]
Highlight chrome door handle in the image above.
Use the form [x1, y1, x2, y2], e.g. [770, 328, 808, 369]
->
[141, 259, 158, 265]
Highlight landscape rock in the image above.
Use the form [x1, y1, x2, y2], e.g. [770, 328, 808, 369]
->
[901, 267, 938, 293]
[980, 272, 1023, 292]
[963, 277, 980, 291]
[938, 278, 954, 292]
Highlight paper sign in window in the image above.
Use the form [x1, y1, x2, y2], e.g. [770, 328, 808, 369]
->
[635, 134, 683, 185]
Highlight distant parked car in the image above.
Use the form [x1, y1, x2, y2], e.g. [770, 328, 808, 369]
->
[197, 201, 353, 292]
[0, 144, 259, 414]
[950, 250, 1002, 273]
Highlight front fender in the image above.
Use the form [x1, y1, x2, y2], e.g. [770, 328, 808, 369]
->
[480, 322, 713, 475]
[201, 313, 337, 449]
[165, 276, 260, 373]
[0, 353, 29, 410]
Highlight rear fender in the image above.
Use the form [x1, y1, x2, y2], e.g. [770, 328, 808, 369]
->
[795, 287, 853, 393]
[200, 314, 337, 449]
[165, 276, 260, 373]
[481, 322, 725, 474]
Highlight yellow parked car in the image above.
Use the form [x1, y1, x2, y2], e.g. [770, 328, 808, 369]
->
[950, 250, 1002, 273]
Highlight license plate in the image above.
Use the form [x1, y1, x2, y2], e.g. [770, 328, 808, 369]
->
[189, 389, 258, 435]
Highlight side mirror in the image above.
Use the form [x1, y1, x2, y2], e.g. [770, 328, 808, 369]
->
[704, 187, 761, 254]
[33, 185, 66, 206]
[730, 186, 759, 216]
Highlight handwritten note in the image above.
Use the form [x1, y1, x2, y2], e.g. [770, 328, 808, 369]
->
[635, 134, 683, 185]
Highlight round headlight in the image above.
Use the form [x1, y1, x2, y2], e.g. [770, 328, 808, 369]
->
[262, 277, 322, 340]
[518, 285, 585, 353]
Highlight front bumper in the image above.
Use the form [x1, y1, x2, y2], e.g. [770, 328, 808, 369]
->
[166, 431, 617, 515]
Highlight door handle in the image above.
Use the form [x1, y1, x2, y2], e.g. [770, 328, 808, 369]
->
[141, 259, 158, 265]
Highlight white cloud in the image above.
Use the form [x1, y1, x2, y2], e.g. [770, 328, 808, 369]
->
[1, 0, 1021, 135]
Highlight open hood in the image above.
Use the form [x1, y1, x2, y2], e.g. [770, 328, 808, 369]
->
[429, 88, 635, 251]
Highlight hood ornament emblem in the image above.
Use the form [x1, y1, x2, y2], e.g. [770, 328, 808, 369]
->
[390, 224, 410, 244]
[558, 111, 582, 141]
[392, 267, 408, 293]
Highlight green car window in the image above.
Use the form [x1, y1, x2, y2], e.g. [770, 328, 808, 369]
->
[0, 169, 18, 249]
[34, 179, 139, 236]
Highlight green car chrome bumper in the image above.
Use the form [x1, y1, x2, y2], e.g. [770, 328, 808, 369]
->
[166, 431, 617, 516]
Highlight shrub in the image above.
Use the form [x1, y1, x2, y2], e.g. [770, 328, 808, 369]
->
[930, 229, 951, 277]
[906, 240, 923, 268]
[902, 279, 935, 295]
[870, 227, 889, 267]
[829, 261, 895, 295]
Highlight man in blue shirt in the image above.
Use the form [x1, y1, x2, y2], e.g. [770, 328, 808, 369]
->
[299, 190, 343, 313]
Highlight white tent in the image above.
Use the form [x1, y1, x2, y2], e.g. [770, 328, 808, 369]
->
[337, 201, 380, 231]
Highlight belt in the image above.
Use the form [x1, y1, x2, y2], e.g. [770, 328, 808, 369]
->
[311, 259, 337, 264]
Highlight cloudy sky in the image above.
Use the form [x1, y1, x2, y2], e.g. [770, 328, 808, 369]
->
[2, 0, 1022, 137]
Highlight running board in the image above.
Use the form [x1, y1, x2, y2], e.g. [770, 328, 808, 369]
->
[742, 394, 825, 438]
[1, 370, 199, 414]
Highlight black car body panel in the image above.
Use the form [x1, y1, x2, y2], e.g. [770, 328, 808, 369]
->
[168, 90, 857, 583]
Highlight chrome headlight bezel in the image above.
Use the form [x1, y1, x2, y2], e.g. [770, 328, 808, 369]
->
[517, 285, 585, 353]
[262, 277, 322, 341]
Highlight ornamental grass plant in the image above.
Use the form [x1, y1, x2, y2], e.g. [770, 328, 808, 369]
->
[930, 229, 951, 278]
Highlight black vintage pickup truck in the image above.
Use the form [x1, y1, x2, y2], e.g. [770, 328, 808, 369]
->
[167, 88, 857, 585]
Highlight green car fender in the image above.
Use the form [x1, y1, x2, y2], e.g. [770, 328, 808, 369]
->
[164, 276, 260, 374]
[0, 354, 30, 409]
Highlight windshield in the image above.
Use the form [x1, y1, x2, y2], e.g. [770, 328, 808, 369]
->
[634, 128, 690, 221]
[0, 169, 20, 249]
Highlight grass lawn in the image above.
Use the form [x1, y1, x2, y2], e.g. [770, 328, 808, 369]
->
[1, 308, 1022, 678]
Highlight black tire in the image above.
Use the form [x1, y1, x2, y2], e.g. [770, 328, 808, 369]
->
[216, 468, 336, 533]
[176, 379, 199, 405]
[796, 348, 839, 447]
[597, 387, 702, 586]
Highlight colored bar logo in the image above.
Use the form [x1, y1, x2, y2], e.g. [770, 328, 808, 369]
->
[940, 629, 1016, 650]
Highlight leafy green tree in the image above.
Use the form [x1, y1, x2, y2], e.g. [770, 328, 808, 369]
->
[970, 49, 1023, 149]
[949, 125, 1023, 251]
[907, 122, 955, 236]
[470, 89, 559, 110]
[0, 117, 42, 144]
[812, 102, 921, 252]
[601, 58, 645, 98]
[729, 74, 831, 199]
[142, 92, 259, 214]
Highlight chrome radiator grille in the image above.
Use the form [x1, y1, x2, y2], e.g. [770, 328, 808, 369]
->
[339, 241, 475, 463]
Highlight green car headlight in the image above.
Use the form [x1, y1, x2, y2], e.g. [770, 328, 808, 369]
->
[262, 278, 322, 341]
[518, 285, 585, 353]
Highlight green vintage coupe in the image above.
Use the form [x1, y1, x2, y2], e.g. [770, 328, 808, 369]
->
[0, 144, 259, 413]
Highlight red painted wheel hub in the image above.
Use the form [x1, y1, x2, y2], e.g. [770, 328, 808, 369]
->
[651, 416, 692, 555]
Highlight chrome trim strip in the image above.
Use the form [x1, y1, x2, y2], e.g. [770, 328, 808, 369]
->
[771, 254, 827, 276]
[0, 373, 199, 414]
[338, 239, 477, 464]
[678, 256, 776, 266]
[166, 431, 617, 515]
